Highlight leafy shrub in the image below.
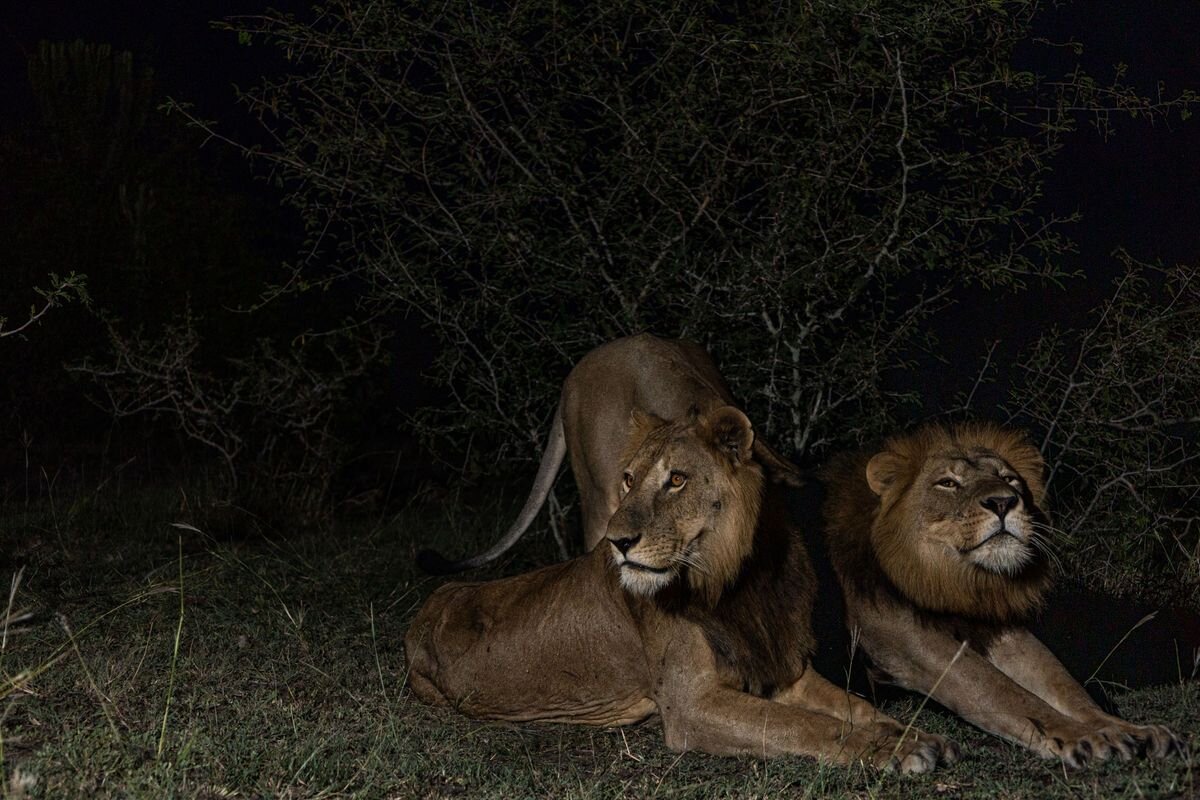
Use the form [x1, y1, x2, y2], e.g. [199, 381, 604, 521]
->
[1006, 256, 1200, 599]
[217, 0, 1157, 468]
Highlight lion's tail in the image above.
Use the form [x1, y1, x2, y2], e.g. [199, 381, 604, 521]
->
[417, 405, 568, 575]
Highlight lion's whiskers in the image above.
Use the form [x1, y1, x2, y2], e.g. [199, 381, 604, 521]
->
[674, 549, 710, 577]
[1027, 525, 1065, 574]
[1030, 538, 1063, 574]
[1029, 521, 1064, 549]
[1031, 519, 1069, 539]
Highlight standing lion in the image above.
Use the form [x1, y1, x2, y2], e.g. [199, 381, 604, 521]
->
[417, 333, 799, 573]
[820, 422, 1182, 767]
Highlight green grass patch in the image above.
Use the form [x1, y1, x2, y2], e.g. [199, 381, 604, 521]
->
[0, 487, 1196, 798]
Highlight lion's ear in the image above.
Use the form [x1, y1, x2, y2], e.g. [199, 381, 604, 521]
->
[703, 405, 755, 464]
[865, 451, 904, 496]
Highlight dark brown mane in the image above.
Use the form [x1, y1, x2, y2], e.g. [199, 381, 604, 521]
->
[821, 451, 905, 601]
[653, 479, 817, 697]
[822, 423, 1053, 624]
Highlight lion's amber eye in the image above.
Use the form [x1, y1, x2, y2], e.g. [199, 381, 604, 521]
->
[935, 477, 960, 489]
[1003, 474, 1022, 487]
[669, 472, 687, 488]
[622, 473, 634, 490]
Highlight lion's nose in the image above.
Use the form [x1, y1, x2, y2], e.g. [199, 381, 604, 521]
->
[610, 535, 641, 555]
[980, 494, 1018, 518]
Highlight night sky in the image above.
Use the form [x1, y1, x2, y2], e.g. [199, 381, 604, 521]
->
[1, 1, 285, 119]
[1027, 2, 1200, 270]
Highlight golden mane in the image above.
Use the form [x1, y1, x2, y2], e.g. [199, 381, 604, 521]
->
[693, 447, 763, 608]
[824, 422, 1052, 623]
[610, 406, 812, 696]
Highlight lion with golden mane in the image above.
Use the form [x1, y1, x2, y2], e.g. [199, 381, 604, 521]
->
[406, 341, 955, 771]
[821, 422, 1181, 768]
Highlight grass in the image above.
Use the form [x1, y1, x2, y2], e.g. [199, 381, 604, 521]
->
[0, 484, 1196, 799]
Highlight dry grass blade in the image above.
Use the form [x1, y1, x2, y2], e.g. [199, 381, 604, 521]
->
[876, 640, 968, 786]
[1086, 611, 1158, 687]
[2, 567, 25, 652]
[156, 533, 186, 760]
[59, 614, 121, 742]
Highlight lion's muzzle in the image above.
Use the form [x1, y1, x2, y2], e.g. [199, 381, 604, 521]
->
[980, 493, 1018, 519]
[610, 535, 641, 555]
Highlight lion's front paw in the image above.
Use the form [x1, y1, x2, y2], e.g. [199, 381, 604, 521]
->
[1043, 728, 1125, 769]
[1042, 719, 1183, 769]
[907, 729, 961, 766]
[1070, 717, 1185, 762]
[867, 724, 953, 774]
[1109, 721, 1184, 759]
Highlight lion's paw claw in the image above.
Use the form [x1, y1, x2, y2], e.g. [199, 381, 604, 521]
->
[1048, 720, 1183, 768]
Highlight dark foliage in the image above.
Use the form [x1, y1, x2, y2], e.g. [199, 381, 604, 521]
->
[3, 7, 1195, 591]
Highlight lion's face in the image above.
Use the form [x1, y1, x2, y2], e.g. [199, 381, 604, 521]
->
[861, 424, 1051, 620]
[605, 406, 763, 603]
[874, 448, 1037, 575]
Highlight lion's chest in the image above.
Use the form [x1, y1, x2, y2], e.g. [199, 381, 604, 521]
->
[699, 604, 813, 697]
[685, 527, 817, 696]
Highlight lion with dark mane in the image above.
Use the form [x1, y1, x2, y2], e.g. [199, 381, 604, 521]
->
[821, 422, 1181, 768]
[405, 405, 955, 771]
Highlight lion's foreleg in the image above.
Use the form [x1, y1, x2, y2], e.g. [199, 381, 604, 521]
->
[853, 606, 1117, 768]
[658, 684, 940, 772]
[985, 627, 1112, 719]
[647, 628, 942, 773]
[774, 666, 896, 726]
[772, 666, 960, 764]
[985, 627, 1181, 759]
